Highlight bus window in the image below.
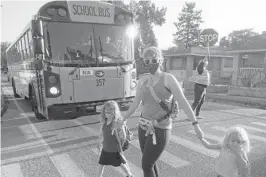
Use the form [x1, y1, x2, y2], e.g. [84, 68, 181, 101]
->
[28, 30, 33, 58]
[44, 22, 96, 64]
[15, 42, 20, 63]
[25, 32, 30, 59]
[18, 39, 24, 62]
[21, 36, 27, 60]
[93, 24, 132, 65]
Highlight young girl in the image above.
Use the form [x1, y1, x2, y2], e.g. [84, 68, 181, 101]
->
[199, 126, 251, 177]
[96, 100, 133, 177]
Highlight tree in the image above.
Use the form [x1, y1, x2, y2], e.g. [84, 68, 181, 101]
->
[173, 2, 203, 48]
[1, 42, 10, 66]
[105, 1, 167, 56]
[219, 29, 266, 50]
[219, 36, 230, 48]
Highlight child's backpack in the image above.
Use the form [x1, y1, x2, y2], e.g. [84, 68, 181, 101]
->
[115, 124, 133, 151]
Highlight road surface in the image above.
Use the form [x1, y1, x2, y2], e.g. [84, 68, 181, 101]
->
[1, 77, 266, 177]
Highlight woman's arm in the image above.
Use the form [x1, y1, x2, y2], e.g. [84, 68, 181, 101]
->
[165, 73, 203, 137]
[200, 138, 221, 150]
[123, 79, 143, 121]
[98, 124, 103, 143]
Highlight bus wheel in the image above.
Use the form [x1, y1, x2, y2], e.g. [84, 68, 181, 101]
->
[12, 79, 20, 98]
[30, 87, 46, 120]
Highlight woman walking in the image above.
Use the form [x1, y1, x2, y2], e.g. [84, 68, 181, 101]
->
[122, 46, 204, 177]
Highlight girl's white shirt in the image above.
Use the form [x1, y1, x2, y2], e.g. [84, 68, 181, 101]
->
[216, 147, 238, 177]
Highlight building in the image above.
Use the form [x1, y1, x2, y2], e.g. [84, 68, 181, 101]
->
[163, 47, 266, 90]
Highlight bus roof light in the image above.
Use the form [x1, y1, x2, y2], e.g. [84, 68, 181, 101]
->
[58, 8, 67, 17]
[47, 8, 56, 16]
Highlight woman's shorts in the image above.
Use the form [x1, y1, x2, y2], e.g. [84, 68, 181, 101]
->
[98, 150, 126, 167]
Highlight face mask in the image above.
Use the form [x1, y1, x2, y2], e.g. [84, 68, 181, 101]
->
[146, 63, 159, 75]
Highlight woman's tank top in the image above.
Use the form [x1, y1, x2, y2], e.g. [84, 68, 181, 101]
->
[139, 73, 173, 129]
[102, 122, 121, 152]
[215, 148, 238, 177]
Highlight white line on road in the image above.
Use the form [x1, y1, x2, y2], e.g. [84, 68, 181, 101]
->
[2, 87, 53, 154]
[212, 126, 266, 143]
[50, 154, 86, 177]
[251, 122, 266, 128]
[131, 140, 191, 168]
[1, 163, 24, 177]
[187, 130, 223, 142]
[208, 107, 266, 120]
[91, 148, 143, 177]
[170, 135, 219, 158]
[236, 124, 266, 134]
[1, 138, 98, 166]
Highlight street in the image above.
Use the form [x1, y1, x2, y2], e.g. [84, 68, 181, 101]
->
[1, 78, 266, 177]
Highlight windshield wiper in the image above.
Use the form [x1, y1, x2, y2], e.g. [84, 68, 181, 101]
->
[99, 36, 104, 64]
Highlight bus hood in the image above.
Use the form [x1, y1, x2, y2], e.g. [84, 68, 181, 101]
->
[69, 67, 124, 103]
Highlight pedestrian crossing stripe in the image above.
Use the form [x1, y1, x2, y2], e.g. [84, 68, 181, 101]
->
[169, 134, 219, 158]
[212, 126, 266, 143]
[237, 124, 266, 134]
[2, 122, 266, 177]
[50, 154, 87, 177]
[250, 122, 266, 127]
[130, 140, 190, 168]
[187, 130, 223, 142]
[91, 148, 143, 177]
[1, 163, 24, 177]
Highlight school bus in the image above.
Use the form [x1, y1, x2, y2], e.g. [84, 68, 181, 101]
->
[6, 1, 137, 120]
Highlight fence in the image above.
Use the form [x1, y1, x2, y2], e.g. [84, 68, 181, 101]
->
[237, 68, 266, 88]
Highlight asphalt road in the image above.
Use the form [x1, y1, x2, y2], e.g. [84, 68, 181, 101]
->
[1, 77, 266, 177]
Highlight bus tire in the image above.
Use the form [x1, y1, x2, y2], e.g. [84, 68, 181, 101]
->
[12, 78, 20, 98]
[29, 86, 46, 120]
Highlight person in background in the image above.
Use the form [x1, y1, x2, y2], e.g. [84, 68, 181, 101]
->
[190, 57, 210, 119]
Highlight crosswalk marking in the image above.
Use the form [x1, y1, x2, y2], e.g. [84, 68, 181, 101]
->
[91, 148, 143, 177]
[212, 126, 266, 143]
[251, 122, 266, 127]
[50, 154, 86, 177]
[131, 140, 190, 168]
[1, 163, 24, 177]
[187, 130, 223, 142]
[170, 135, 219, 158]
[237, 124, 266, 134]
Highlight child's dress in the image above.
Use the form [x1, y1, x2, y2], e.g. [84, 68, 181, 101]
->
[215, 148, 238, 177]
[98, 122, 126, 167]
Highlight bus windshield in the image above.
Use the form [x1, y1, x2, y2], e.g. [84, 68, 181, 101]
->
[94, 24, 133, 65]
[44, 22, 133, 66]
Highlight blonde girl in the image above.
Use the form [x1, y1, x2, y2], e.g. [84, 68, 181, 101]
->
[199, 126, 251, 177]
[96, 100, 133, 177]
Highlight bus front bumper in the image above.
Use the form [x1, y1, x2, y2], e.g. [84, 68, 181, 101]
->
[47, 97, 135, 119]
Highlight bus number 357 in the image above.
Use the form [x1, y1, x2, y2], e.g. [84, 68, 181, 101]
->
[96, 79, 105, 87]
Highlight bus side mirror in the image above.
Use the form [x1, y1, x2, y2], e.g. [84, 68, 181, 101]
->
[32, 20, 44, 55]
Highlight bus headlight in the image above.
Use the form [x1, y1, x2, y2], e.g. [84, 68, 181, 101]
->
[50, 87, 59, 95]
[126, 25, 137, 38]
